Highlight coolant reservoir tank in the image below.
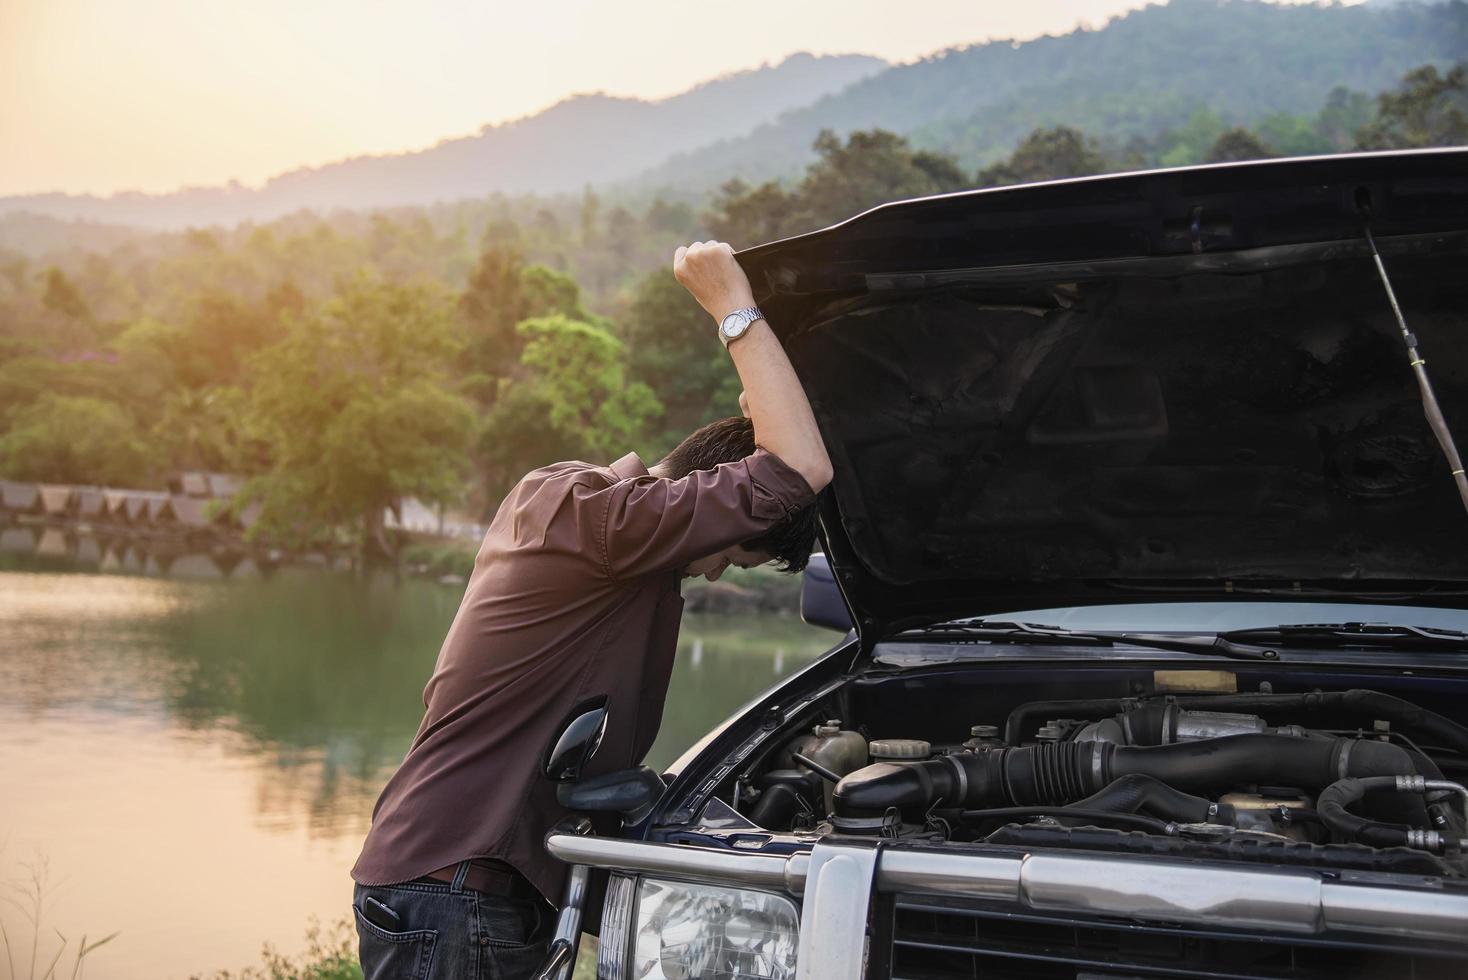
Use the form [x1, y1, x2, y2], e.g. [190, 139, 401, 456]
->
[786, 720, 868, 813]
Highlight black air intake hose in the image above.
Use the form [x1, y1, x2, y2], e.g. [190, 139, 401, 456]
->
[832, 734, 1415, 821]
[1108, 734, 1413, 794]
[1066, 773, 1232, 824]
[1003, 690, 1468, 757]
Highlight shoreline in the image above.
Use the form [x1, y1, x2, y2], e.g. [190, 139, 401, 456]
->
[0, 513, 806, 615]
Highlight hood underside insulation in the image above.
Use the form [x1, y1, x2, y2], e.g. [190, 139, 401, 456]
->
[784, 251, 1468, 592]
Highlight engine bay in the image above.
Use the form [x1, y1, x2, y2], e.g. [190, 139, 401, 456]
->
[723, 665, 1468, 877]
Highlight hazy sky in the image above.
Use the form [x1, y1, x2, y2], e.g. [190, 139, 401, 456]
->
[1, 0, 1163, 198]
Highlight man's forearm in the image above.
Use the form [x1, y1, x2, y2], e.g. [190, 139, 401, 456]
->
[727, 319, 832, 492]
[673, 241, 833, 493]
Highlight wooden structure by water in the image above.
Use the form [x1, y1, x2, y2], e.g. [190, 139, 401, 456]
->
[0, 473, 249, 536]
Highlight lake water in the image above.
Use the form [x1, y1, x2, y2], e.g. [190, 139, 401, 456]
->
[0, 559, 835, 979]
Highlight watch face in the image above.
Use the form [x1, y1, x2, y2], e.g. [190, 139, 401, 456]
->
[720, 313, 747, 340]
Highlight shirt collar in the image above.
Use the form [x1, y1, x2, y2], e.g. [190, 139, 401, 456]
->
[609, 452, 648, 481]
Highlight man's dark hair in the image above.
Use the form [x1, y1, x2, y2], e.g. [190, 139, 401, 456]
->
[657, 416, 819, 573]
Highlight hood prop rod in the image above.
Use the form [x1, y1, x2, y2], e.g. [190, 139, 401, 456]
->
[1359, 206, 1468, 517]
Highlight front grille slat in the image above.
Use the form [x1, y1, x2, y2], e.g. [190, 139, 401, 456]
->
[882, 895, 1468, 980]
[893, 929, 1271, 980]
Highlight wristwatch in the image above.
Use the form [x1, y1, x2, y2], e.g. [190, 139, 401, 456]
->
[718, 306, 765, 348]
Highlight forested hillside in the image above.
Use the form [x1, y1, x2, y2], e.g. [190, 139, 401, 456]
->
[632, 0, 1467, 197]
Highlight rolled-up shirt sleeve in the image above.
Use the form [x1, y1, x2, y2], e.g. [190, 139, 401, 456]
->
[590, 448, 815, 580]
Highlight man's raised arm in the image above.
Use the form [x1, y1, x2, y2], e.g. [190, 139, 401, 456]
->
[673, 241, 834, 494]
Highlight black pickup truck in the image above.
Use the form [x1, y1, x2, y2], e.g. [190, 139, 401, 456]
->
[541, 148, 1468, 980]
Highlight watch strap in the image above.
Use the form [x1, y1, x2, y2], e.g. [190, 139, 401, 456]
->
[719, 306, 764, 347]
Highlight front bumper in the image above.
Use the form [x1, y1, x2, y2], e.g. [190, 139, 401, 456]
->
[548, 833, 1468, 978]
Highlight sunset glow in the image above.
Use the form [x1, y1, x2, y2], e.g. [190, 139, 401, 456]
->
[0, 0, 1162, 197]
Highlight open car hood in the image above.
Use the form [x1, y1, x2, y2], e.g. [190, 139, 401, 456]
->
[737, 150, 1468, 634]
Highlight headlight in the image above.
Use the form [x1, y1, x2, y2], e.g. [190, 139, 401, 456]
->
[619, 877, 799, 980]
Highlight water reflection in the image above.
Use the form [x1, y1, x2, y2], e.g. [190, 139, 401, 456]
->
[0, 558, 834, 978]
[0, 524, 270, 581]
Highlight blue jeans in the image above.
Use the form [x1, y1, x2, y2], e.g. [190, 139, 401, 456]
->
[353, 865, 550, 980]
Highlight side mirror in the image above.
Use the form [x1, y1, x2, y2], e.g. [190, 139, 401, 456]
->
[557, 766, 665, 824]
[800, 553, 852, 633]
[543, 702, 608, 782]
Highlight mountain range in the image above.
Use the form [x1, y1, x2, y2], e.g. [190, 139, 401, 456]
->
[0, 52, 886, 230]
[3, 0, 1464, 232]
[631, 0, 1467, 198]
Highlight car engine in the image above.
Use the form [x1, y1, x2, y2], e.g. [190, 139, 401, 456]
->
[735, 687, 1468, 877]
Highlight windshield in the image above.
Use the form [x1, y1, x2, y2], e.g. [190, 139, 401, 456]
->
[937, 602, 1468, 634]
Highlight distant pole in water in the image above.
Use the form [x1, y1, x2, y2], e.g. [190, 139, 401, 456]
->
[690, 638, 703, 667]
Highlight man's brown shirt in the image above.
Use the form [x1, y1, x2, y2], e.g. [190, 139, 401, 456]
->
[352, 448, 814, 902]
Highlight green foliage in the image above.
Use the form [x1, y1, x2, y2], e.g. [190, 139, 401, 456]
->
[621, 270, 739, 452]
[651, 0, 1467, 201]
[977, 126, 1107, 186]
[0, 355, 125, 428]
[478, 314, 662, 503]
[1155, 108, 1229, 168]
[0, 394, 152, 484]
[459, 246, 590, 376]
[795, 130, 970, 230]
[477, 380, 586, 503]
[1206, 128, 1276, 164]
[153, 384, 255, 474]
[708, 129, 970, 247]
[240, 278, 476, 553]
[40, 267, 90, 321]
[194, 918, 361, 980]
[400, 540, 477, 578]
[516, 314, 661, 459]
[172, 291, 293, 388]
[1356, 62, 1468, 150]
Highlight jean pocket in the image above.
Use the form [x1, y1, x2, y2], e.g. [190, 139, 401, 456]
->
[354, 904, 438, 980]
[477, 895, 542, 949]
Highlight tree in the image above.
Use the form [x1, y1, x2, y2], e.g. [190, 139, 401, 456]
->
[1356, 63, 1468, 150]
[459, 246, 589, 378]
[977, 126, 1109, 187]
[480, 315, 661, 502]
[707, 129, 971, 246]
[1155, 108, 1229, 168]
[515, 315, 661, 460]
[41, 267, 91, 321]
[795, 130, 970, 230]
[1205, 127, 1276, 163]
[706, 179, 797, 250]
[1314, 86, 1375, 153]
[174, 291, 289, 388]
[109, 316, 186, 412]
[579, 188, 601, 247]
[241, 278, 476, 556]
[152, 384, 255, 474]
[644, 198, 697, 237]
[0, 394, 152, 485]
[620, 269, 739, 450]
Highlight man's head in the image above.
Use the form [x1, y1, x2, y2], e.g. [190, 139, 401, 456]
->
[654, 416, 819, 581]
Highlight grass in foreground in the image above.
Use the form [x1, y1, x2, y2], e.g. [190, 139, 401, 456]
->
[1, 854, 119, 980]
[193, 919, 361, 980]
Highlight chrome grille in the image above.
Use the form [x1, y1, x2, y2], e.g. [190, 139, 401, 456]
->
[882, 896, 1468, 980]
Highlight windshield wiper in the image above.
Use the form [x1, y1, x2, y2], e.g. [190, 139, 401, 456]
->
[1219, 622, 1468, 652]
[904, 620, 1280, 661]
[904, 619, 1468, 660]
